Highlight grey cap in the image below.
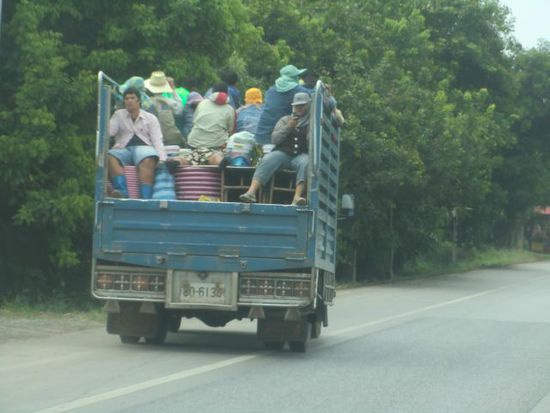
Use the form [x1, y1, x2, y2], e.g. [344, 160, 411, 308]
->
[291, 92, 311, 106]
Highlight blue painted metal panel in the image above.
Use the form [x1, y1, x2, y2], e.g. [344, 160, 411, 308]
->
[308, 82, 340, 273]
[96, 200, 312, 272]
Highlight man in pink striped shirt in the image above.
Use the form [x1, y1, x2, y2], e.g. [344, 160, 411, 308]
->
[108, 87, 167, 198]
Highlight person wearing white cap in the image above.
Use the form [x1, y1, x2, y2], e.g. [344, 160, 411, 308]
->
[253, 64, 309, 147]
[240, 92, 311, 206]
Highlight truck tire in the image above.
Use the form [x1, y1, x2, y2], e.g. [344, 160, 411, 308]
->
[288, 340, 306, 353]
[167, 315, 181, 332]
[264, 341, 285, 350]
[119, 335, 140, 344]
[144, 330, 167, 345]
[145, 316, 168, 345]
[310, 319, 322, 339]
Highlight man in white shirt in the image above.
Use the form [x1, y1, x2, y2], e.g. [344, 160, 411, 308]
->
[108, 87, 167, 198]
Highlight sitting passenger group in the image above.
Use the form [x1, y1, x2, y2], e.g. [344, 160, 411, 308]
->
[108, 64, 339, 205]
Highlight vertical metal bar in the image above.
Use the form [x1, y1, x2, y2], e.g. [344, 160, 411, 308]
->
[0, 0, 4, 47]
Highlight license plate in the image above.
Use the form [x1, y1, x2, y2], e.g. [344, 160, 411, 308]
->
[180, 282, 225, 303]
[167, 271, 237, 310]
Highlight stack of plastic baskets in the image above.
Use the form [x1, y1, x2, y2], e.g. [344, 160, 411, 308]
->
[174, 167, 221, 201]
[152, 164, 176, 200]
[123, 166, 140, 199]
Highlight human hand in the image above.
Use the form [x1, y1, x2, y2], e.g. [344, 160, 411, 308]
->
[288, 115, 299, 128]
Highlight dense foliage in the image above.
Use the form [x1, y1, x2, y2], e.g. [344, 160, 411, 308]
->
[1, 0, 549, 298]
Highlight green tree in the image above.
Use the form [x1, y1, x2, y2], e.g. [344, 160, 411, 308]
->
[0, 0, 280, 299]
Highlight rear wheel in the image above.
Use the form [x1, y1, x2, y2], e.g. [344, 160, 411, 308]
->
[145, 316, 168, 345]
[167, 315, 181, 332]
[119, 335, 140, 344]
[264, 341, 285, 351]
[288, 340, 306, 353]
[311, 319, 322, 339]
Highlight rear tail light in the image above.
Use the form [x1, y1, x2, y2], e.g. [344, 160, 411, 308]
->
[95, 272, 165, 293]
[240, 278, 311, 299]
[97, 273, 113, 289]
[132, 275, 149, 291]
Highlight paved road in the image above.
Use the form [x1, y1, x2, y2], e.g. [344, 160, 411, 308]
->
[2, 262, 550, 413]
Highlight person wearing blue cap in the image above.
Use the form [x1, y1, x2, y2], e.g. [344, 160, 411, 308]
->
[240, 92, 311, 206]
[253, 64, 309, 147]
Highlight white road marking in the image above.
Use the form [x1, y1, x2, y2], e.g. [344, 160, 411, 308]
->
[326, 284, 513, 337]
[32, 281, 527, 413]
[33, 354, 257, 413]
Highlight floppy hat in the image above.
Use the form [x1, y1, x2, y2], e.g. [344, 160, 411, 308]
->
[144, 71, 173, 94]
[280, 65, 307, 78]
[245, 88, 263, 104]
[291, 92, 311, 106]
[187, 91, 203, 105]
[119, 76, 145, 93]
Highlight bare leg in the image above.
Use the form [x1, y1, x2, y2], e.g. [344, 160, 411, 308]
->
[138, 157, 157, 184]
[245, 179, 261, 197]
[293, 182, 305, 200]
[173, 156, 190, 166]
[291, 182, 307, 205]
[239, 179, 261, 203]
[108, 155, 124, 178]
[208, 152, 224, 165]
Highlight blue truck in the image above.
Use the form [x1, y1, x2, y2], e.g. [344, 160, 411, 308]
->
[91, 72, 352, 352]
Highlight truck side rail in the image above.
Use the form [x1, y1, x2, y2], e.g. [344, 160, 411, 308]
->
[308, 81, 340, 273]
[94, 72, 121, 204]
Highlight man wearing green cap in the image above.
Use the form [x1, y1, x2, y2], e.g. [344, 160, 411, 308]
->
[253, 64, 309, 147]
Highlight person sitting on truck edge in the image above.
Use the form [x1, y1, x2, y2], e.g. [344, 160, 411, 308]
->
[253, 64, 309, 148]
[236, 87, 264, 134]
[170, 82, 235, 166]
[145, 71, 186, 147]
[108, 87, 167, 199]
[239, 92, 311, 206]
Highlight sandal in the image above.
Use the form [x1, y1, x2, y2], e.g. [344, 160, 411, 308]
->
[292, 197, 307, 206]
[239, 192, 257, 203]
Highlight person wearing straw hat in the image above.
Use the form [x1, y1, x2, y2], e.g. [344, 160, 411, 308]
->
[240, 92, 311, 206]
[253, 64, 309, 148]
[108, 87, 167, 199]
[144, 71, 186, 147]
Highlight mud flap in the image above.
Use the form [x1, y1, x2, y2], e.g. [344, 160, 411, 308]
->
[106, 301, 165, 339]
[257, 317, 310, 342]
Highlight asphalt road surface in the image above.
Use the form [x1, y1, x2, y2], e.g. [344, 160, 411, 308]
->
[3, 262, 550, 413]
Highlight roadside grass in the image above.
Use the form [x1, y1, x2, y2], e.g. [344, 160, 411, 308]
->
[401, 248, 549, 278]
[337, 248, 550, 288]
[0, 294, 105, 323]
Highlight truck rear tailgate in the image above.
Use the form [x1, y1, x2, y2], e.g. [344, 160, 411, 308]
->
[95, 200, 311, 268]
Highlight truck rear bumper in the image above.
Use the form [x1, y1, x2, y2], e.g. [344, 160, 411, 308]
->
[92, 264, 316, 309]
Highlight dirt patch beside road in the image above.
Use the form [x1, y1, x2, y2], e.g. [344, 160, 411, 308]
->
[0, 311, 104, 343]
